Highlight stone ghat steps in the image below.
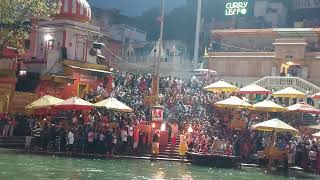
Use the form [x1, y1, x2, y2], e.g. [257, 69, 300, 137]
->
[0, 148, 191, 163]
[0, 136, 26, 148]
[143, 136, 187, 160]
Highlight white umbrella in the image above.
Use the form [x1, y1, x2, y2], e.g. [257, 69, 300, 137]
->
[193, 68, 217, 75]
[94, 97, 133, 113]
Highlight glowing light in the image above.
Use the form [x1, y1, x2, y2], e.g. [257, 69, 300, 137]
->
[286, 61, 294, 66]
[160, 123, 166, 131]
[188, 126, 193, 133]
[152, 123, 156, 129]
[67, 83, 71, 86]
[44, 34, 53, 41]
[19, 70, 27, 76]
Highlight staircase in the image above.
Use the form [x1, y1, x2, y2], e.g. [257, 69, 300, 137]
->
[0, 136, 25, 149]
[145, 136, 190, 162]
[254, 76, 320, 95]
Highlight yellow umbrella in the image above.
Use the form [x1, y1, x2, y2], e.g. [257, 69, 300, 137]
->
[252, 118, 299, 134]
[26, 95, 64, 109]
[94, 97, 133, 113]
[252, 100, 287, 112]
[312, 131, 320, 137]
[272, 87, 306, 98]
[203, 80, 239, 93]
[214, 96, 252, 109]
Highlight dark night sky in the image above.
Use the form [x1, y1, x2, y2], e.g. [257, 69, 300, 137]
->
[89, 0, 187, 16]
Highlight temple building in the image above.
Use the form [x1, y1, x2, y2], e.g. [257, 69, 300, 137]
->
[206, 28, 320, 86]
[30, 0, 112, 98]
[0, 0, 112, 113]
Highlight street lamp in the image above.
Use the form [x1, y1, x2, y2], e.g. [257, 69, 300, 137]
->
[193, 0, 202, 62]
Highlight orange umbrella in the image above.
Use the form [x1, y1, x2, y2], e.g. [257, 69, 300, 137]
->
[54, 97, 93, 110]
[239, 84, 271, 95]
[287, 102, 320, 114]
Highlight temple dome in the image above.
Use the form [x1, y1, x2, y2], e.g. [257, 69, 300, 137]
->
[56, 0, 91, 23]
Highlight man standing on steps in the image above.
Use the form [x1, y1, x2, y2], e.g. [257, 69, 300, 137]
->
[25, 124, 32, 150]
[9, 116, 16, 137]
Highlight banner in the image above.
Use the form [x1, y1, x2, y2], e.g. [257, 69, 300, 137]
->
[294, 0, 320, 10]
[152, 108, 163, 121]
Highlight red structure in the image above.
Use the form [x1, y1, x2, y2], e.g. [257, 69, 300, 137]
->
[56, 0, 92, 23]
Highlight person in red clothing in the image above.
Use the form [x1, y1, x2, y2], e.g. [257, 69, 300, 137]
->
[224, 144, 233, 156]
[84, 113, 90, 125]
[101, 115, 108, 127]
[133, 123, 140, 149]
[316, 148, 320, 174]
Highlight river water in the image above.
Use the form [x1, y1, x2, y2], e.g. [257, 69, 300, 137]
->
[0, 152, 318, 180]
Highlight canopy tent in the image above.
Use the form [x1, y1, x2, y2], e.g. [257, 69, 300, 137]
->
[203, 80, 239, 93]
[54, 97, 93, 110]
[272, 87, 306, 99]
[311, 92, 320, 99]
[26, 95, 64, 109]
[312, 131, 320, 137]
[308, 124, 320, 130]
[287, 102, 320, 114]
[252, 100, 287, 112]
[94, 97, 133, 113]
[239, 84, 271, 95]
[193, 68, 217, 75]
[252, 118, 299, 134]
[214, 96, 252, 109]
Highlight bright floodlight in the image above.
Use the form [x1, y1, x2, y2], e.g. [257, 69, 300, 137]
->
[160, 123, 166, 131]
[44, 34, 53, 41]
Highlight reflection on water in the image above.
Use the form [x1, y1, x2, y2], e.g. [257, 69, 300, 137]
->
[0, 152, 318, 180]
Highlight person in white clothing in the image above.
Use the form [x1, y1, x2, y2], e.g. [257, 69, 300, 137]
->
[67, 130, 75, 153]
[121, 128, 128, 152]
[127, 125, 133, 147]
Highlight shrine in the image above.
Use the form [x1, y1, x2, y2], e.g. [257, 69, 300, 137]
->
[0, 0, 113, 113]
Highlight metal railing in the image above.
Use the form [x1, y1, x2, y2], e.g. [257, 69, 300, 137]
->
[254, 76, 320, 95]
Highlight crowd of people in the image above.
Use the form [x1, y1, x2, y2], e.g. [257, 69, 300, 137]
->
[1, 71, 320, 173]
[0, 114, 16, 137]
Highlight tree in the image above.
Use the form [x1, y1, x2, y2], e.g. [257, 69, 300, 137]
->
[0, 0, 59, 56]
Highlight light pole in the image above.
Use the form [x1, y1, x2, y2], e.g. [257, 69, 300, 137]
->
[193, 0, 202, 63]
[153, 0, 164, 104]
